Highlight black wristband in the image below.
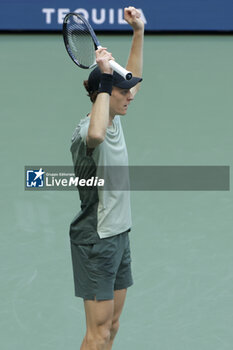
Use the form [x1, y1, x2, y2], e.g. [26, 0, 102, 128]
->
[98, 73, 113, 95]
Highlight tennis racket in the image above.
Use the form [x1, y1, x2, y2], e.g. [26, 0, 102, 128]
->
[63, 13, 132, 80]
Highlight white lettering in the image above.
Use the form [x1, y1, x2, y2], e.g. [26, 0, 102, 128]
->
[42, 8, 55, 24]
[92, 8, 105, 24]
[74, 8, 89, 21]
[109, 9, 114, 24]
[69, 177, 79, 186]
[61, 179, 68, 186]
[86, 177, 94, 186]
[42, 8, 148, 26]
[55, 178, 61, 186]
[45, 176, 104, 187]
[46, 177, 53, 186]
[58, 8, 70, 24]
[118, 9, 127, 25]
[98, 179, 104, 186]
[79, 179, 86, 186]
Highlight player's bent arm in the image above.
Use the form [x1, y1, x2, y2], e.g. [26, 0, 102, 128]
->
[126, 29, 144, 97]
[124, 7, 144, 96]
[129, 30, 144, 99]
[126, 29, 144, 78]
[86, 93, 110, 148]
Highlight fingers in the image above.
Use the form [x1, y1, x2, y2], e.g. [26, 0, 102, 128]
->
[124, 6, 141, 20]
[124, 6, 144, 30]
[96, 47, 114, 63]
[96, 47, 114, 74]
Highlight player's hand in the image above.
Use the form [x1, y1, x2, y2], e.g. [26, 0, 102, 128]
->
[124, 7, 144, 31]
[96, 47, 114, 74]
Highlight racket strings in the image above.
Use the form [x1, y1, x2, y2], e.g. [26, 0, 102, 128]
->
[64, 15, 96, 69]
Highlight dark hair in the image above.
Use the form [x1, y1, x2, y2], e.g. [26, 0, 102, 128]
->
[83, 80, 98, 103]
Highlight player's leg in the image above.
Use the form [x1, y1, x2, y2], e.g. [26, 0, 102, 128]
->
[106, 288, 127, 350]
[105, 231, 133, 349]
[81, 298, 114, 350]
[71, 232, 132, 349]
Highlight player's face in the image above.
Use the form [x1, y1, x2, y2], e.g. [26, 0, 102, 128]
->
[109, 87, 134, 117]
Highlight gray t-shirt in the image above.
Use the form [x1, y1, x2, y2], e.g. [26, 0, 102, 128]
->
[70, 115, 131, 244]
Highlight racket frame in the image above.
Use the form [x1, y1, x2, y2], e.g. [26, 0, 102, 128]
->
[63, 13, 132, 80]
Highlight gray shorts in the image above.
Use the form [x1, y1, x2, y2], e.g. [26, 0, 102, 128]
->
[70, 231, 133, 301]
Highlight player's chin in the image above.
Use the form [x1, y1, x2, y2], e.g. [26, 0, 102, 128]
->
[118, 108, 128, 116]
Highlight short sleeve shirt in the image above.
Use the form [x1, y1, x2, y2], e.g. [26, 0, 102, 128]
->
[69, 115, 132, 244]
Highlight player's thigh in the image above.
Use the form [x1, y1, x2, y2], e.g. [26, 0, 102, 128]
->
[84, 299, 114, 330]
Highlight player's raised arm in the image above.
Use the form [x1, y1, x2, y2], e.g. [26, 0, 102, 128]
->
[124, 6, 144, 95]
[87, 48, 114, 148]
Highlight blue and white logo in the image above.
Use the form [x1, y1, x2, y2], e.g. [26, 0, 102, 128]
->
[26, 168, 45, 188]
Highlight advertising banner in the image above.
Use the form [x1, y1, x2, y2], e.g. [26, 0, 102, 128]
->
[0, 0, 233, 31]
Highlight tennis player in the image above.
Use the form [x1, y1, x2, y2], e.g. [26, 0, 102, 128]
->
[70, 7, 144, 350]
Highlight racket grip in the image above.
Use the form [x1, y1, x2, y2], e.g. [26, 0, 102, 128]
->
[109, 60, 132, 80]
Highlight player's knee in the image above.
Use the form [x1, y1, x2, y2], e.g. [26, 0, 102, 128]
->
[86, 326, 111, 348]
[110, 320, 120, 340]
[96, 327, 111, 347]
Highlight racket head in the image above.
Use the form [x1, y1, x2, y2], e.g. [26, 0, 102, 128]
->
[63, 13, 100, 69]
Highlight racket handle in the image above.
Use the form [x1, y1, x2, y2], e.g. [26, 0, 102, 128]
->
[109, 60, 132, 80]
[97, 46, 132, 80]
